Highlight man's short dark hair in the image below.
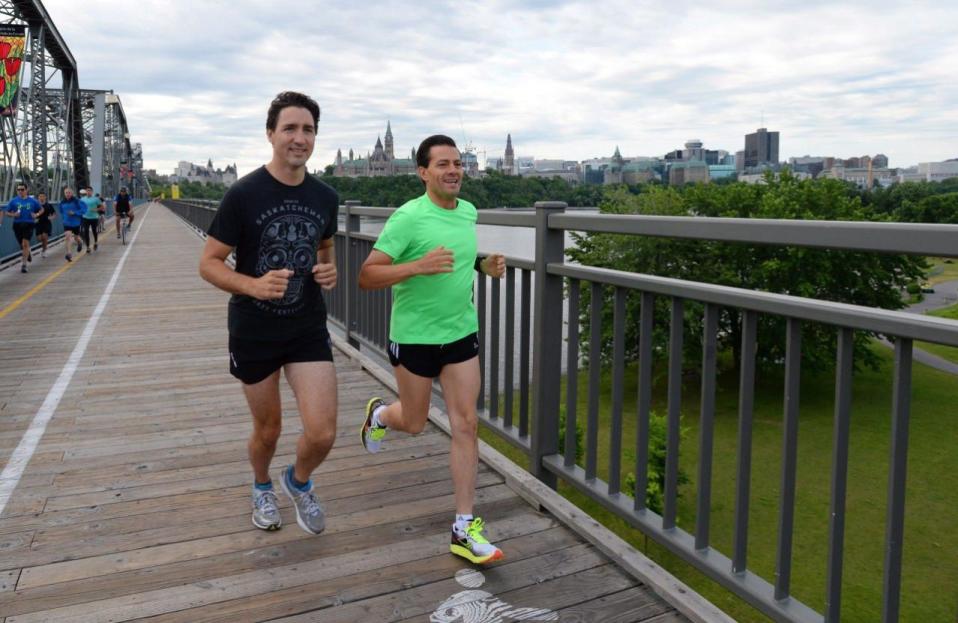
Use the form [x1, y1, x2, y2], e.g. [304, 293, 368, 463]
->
[416, 135, 458, 169]
[266, 91, 320, 131]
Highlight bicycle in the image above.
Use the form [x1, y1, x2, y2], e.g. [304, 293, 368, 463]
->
[97, 212, 106, 234]
[118, 213, 131, 245]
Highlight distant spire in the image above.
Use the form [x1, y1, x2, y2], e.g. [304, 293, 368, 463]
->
[375, 136, 383, 149]
[349, 148, 354, 161]
[612, 146, 624, 167]
[384, 122, 394, 160]
[504, 133, 514, 175]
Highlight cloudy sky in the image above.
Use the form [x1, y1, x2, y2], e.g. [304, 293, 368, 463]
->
[41, 0, 958, 176]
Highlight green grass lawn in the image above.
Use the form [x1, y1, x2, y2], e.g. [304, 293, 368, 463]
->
[926, 258, 958, 285]
[917, 304, 958, 365]
[479, 345, 958, 622]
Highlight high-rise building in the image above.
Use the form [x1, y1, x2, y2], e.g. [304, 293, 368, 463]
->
[743, 128, 779, 168]
[684, 139, 705, 162]
[873, 153, 889, 168]
[669, 161, 710, 185]
[462, 151, 479, 176]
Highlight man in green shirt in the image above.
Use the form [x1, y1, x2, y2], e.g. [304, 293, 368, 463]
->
[358, 135, 506, 564]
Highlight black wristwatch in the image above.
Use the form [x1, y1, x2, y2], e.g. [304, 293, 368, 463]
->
[474, 256, 483, 272]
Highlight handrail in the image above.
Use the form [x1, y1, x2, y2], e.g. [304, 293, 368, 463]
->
[550, 212, 958, 258]
[551, 263, 958, 346]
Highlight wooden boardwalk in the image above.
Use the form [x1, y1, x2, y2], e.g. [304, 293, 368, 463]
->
[0, 205, 701, 622]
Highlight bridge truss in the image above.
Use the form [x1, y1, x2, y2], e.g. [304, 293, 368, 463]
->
[0, 0, 146, 201]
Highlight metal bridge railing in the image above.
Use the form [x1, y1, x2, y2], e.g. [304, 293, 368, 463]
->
[163, 197, 958, 623]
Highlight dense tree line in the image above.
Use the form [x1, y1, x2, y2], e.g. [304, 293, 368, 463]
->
[154, 169, 958, 227]
[318, 170, 604, 209]
[567, 171, 932, 373]
[861, 177, 958, 223]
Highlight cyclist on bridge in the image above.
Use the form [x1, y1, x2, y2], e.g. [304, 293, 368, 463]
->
[114, 187, 134, 239]
[358, 134, 508, 565]
[200, 91, 339, 536]
[4, 182, 41, 273]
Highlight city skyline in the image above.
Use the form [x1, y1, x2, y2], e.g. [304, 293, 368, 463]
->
[42, 0, 958, 176]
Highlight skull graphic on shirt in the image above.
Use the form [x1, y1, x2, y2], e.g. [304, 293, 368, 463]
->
[256, 214, 319, 307]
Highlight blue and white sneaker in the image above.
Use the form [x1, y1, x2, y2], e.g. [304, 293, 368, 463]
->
[251, 486, 281, 531]
[280, 465, 326, 535]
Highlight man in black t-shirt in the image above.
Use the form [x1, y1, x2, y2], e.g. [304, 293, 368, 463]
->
[200, 92, 339, 536]
[114, 187, 134, 238]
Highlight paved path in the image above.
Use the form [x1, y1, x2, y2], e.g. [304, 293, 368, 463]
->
[0, 204, 694, 622]
[894, 279, 958, 375]
[905, 279, 958, 315]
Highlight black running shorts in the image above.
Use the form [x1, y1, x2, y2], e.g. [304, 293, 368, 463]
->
[65, 225, 81, 235]
[387, 332, 480, 378]
[228, 329, 334, 385]
[12, 222, 34, 244]
[36, 220, 52, 236]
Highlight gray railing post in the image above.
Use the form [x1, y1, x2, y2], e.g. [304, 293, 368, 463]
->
[530, 201, 566, 489]
[343, 200, 361, 350]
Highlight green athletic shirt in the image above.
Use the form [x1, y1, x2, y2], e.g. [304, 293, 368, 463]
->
[373, 193, 478, 344]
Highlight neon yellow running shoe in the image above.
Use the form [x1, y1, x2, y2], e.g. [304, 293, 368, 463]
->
[361, 397, 387, 453]
[450, 517, 504, 564]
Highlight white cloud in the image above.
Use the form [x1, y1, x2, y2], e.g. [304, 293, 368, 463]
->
[42, 0, 958, 174]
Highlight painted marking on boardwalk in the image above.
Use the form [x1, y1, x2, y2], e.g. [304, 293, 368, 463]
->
[430, 569, 558, 623]
[0, 206, 152, 517]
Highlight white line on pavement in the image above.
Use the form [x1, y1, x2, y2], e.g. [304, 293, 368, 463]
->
[0, 205, 153, 517]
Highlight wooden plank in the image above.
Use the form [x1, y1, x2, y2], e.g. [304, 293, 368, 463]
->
[2, 498, 547, 621]
[14, 477, 511, 590]
[40, 449, 459, 513]
[9, 467, 503, 573]
[394, 564, 641, 623]
[552, 587, 675, 623]
[95, 526, 579, 623]
[0, 569, 20, 593]
[273, 547, 619, 623]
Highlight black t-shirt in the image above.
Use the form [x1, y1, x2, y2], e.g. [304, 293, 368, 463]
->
[37, 202, 55, 224]
[207, 166, 339, 340]
[115, 194, 131, 211]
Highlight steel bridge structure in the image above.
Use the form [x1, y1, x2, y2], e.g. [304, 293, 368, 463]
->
[0, 0, 147, 202]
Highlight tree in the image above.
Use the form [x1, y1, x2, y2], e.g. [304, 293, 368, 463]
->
[566, 172, 928, 373]
[317, 171, 616, 210]
[896, 192, 958, 224]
